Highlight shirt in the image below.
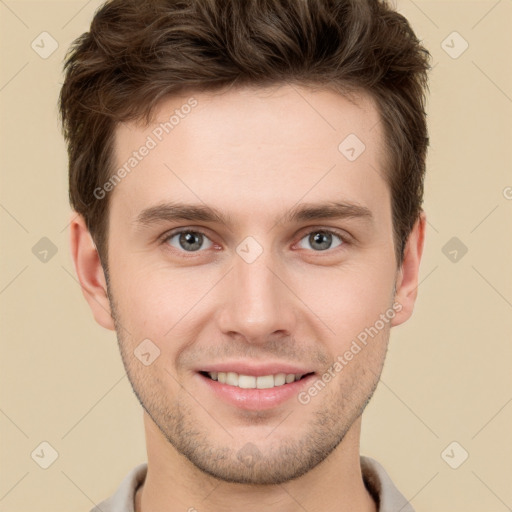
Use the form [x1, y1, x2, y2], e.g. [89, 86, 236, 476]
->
[90, 455, 414, 512]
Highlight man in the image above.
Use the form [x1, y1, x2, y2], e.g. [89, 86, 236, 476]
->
[59, 0, 430, 510]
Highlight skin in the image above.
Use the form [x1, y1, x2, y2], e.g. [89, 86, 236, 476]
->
[70, 84, 426, 512]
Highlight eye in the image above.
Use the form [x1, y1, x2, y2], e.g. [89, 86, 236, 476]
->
[163, 229, 213, 252]
[160, 227, 348, 255]
[296, 229, 345, 251]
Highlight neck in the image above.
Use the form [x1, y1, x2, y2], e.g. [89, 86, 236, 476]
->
[135, 413, 377, 512]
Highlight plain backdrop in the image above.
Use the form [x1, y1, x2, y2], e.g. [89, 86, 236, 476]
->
[1, 1, 511, 511]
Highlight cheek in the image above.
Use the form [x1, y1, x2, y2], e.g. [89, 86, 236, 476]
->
[294, 261, 395, 339]
[109, 259, 171, 333]
[110, 257, 218, 341]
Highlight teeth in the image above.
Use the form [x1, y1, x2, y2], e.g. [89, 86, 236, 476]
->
[274, 373, 286, 386]
[256, 375, 274, 389]
[239, 375, 256, 388]
[207, 371, 306, 389]
[226, 372, 238, 386]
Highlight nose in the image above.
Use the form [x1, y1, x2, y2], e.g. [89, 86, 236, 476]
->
[216, 246, 298, 344]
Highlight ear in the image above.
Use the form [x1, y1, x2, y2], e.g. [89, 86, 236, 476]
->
[69, 212, 115, 331]
[391, 211, 426, 327]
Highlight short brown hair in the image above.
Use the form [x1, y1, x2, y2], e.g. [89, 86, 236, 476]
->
[59, 0, 430, 270]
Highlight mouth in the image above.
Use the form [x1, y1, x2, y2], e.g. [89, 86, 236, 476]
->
[199, 370, 315, 390]
[196, 369, 317, 410]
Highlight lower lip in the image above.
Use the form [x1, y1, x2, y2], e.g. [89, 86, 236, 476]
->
[197, 372, 316, 410]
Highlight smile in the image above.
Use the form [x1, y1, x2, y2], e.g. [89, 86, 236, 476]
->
[201, 371, 313, 389]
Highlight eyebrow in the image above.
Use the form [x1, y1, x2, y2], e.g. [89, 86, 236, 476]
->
[133, 200, 373, 228]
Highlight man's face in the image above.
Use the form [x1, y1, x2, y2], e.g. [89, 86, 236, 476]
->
[106, 85, 400, 484]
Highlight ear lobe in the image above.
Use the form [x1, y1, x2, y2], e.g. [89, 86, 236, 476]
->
[69, 212, 115, 331]
[391, 211, 427, 327]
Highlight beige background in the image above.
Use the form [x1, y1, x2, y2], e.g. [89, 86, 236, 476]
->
[1, 1, 511, 510]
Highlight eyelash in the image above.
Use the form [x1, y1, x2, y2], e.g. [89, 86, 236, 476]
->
[159, 227, 351, 256]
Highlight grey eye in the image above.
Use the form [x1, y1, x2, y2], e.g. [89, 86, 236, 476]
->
[297, 231, 343, 251]
[167, 231, 213, 252]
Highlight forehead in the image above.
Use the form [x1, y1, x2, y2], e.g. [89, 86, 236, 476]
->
[121, 84, 383, 154]
[111, 84, 388, 223]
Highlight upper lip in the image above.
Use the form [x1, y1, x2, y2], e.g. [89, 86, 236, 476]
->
[198, 361, 315, 377]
